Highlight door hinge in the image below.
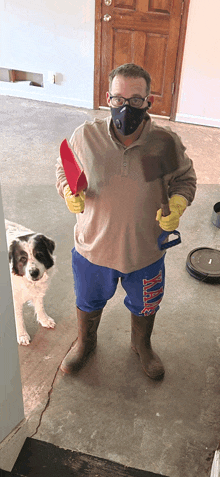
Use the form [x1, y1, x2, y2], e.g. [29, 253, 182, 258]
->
[181, 0, 185, 16]
[171, 82, 175, 95]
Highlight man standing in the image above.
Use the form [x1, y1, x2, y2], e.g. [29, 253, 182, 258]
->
[56, 63, 196, 379]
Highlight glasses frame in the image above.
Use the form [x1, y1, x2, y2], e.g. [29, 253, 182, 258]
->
[109, 95, 149, 108]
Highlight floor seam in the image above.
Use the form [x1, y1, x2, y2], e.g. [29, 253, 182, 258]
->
[30, 362, 61, 438]
[30, 341, 75, 438]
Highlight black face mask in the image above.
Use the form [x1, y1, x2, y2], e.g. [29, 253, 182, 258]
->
[111, 103, 150, 136]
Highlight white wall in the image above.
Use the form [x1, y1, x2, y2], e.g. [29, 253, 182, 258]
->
[176, 0, 220, 128]
[0, 0, 219, 126]
[0, 0, 95, 108]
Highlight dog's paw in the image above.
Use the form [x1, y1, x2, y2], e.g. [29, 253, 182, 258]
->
[18, 332, 31, 346]
[38, 315, 56, 329]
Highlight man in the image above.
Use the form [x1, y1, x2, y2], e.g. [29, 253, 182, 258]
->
[56, 63, 196, 379]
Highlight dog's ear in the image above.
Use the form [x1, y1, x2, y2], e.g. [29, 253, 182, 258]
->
[34, 235, 55, 254]
[45, 237, 55, 255]
[9, 240, 18, 261]
[8, 240, 20, 274]
[9, 242, 14, 262]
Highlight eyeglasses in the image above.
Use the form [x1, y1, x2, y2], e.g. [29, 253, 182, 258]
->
[109, 95, 148, 108]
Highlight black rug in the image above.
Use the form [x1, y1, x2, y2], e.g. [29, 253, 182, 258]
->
[1, 437, 168, 476]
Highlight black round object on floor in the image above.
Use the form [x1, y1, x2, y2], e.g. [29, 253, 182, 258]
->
[186, 247, 220, 283]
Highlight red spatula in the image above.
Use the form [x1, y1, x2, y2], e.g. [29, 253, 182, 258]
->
[60, 139, 88, 196]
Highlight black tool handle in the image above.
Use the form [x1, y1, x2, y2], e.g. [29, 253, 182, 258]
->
[160, 177, 170, 216]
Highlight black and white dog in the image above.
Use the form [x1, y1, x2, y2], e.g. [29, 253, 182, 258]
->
[9, 233, 56, 345]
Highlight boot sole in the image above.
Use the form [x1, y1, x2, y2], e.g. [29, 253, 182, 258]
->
[60, 344, 96, 375]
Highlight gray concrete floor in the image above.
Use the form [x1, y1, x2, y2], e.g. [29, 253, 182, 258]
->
[1, 95, 220, 476]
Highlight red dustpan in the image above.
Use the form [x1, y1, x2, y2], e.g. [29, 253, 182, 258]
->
[60, 139, 88, 195]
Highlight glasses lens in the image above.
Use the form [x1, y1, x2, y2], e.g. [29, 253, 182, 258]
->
[111, 97, 124, 107]
[130, 97, 144, 108]
[110, 96, 145, 108]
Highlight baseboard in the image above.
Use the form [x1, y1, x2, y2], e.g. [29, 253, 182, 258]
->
[0, 84, 93, 109]
[175, 113, 220, 129]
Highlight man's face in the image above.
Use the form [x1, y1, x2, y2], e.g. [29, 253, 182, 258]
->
[106, 75, 149, 108]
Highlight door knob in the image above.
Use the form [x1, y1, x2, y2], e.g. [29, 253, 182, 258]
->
[104, 0, 112, 5]
[103, 14, 112, 21]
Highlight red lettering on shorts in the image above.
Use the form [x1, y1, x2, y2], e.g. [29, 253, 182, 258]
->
[143, 270, 162, 290]
[141, 299, 162, 315]
[143, 286, 164, 300]
[141, 271, 163, 316]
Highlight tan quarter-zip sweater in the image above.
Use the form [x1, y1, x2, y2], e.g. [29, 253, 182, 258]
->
[56, 114, 196, 273]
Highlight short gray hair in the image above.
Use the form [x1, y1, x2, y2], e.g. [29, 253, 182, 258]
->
[109, 63, 151, 95]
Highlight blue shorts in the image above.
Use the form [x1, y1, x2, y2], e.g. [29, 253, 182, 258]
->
[72, 248, 165, 316]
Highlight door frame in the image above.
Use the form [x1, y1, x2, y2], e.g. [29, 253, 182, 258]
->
[94, 0, 190, 120]
[170, 0, 190, 120]
[94, 0, 102, 111]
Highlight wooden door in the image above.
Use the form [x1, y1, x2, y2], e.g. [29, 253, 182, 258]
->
[94, 0, 186, 116]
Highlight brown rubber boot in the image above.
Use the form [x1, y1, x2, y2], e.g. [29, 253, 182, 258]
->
[60, 307, 103, 374]
[131, 313, 165, 380]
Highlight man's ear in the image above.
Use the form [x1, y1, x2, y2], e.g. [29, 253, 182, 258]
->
[106, 91, 111, 107]
[147, 95, 154, 108]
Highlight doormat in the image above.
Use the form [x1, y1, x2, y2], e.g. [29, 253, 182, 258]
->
[3, 437, 168, 477]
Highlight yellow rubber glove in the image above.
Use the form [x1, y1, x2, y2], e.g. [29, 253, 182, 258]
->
[156, 195, 188, 232]
[64, 185, 85, 214]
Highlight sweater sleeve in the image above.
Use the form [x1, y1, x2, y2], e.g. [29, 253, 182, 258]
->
[55, 156, 68, 199]
[161, 129, 197, 205]
[167, 153, 197, 205]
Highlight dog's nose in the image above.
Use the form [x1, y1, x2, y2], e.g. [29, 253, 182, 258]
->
[29, 268, 40, 279]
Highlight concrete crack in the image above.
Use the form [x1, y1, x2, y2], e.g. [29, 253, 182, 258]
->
[30, 362, 61, 438]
